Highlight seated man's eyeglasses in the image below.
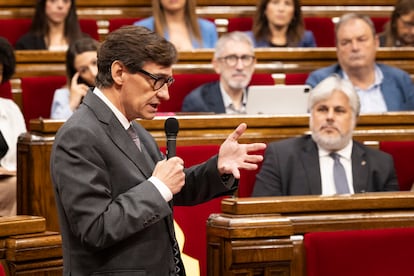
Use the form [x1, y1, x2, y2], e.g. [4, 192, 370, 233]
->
[218, 55, 256, 67]
[137, 68, 175, 91]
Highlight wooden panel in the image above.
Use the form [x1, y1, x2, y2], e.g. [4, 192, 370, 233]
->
[6, 232, 62, 262]
[0, 216, 45, 238]
[17, 112, 414, 231]
[207, 193, 414, 275]
[0, 216, 63, 276]
[220, 192, 414, 215]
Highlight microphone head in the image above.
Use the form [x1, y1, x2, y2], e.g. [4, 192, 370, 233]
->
[164, 117, 179, 136]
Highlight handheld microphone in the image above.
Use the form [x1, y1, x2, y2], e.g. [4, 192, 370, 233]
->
[164, 117, 179, 159]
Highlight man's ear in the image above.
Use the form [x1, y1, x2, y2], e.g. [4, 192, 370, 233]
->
[111, 61, 125, 85]
[212, 58, 221, 74]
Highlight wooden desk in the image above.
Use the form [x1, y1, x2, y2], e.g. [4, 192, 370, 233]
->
[14, 48, 414, 78]
[0, 216, 62, 276]
[207, 192, 414, 275]
[17, 113, 414, 231]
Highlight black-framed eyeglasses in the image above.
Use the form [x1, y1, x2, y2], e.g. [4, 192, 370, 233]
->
[137, 68, 175, 91]
[217, 55, 256, 67]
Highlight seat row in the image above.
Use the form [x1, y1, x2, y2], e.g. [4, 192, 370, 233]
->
[0, 16, 390, 47]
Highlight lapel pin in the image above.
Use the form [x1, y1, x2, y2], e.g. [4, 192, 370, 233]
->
[361, 160, 366, 166]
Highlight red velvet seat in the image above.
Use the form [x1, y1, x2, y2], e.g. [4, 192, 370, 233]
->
[0, 18, 99, 46]
[372, 17, 389, 34]
[158, 73, 274, 113]
[158, 74, 220, 113]
[0, 263, 5, 276]
[0, 18, 32, 46]
[304, 17, 336, 47]
[0, 81, 13, 99]
[238, 148, 265, 197]
[305, 227, 414, 276]
[158, 143, 265, 276]
[79, 19, 100, 41]
[160, 144, 221, 276]
[108, 18, 142, 33]
[285, 73, 309, 85]
[20, 75, 66, 129]
[227, 17, 253, 32]
[379, 141, 414, 191]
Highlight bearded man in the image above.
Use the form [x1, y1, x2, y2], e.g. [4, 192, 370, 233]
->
[252, 74, 399, 196]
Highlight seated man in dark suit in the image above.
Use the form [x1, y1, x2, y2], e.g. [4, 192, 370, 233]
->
[306, 13, 414, 113]
[181, 31, 256, 114]
[253, 74, 399, 196]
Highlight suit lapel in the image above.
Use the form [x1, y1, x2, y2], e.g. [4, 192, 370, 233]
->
[83, 92, 154, 178]
[301, 137, 323, 194]
[204, 82, 226, 113]
[351, 142, 369, 193]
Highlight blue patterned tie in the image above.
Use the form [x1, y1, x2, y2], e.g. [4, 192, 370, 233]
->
[330, 152, 350, 194]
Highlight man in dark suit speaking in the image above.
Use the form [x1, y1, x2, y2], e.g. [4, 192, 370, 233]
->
[252, 74, 399, 197]
[50, 26, 266, 276]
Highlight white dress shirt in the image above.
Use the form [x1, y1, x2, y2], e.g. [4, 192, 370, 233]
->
[318, 141, 354, 195]
[0, 98, 27, 171]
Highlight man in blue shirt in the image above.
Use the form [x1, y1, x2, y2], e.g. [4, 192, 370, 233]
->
[306, 13, 414, 113]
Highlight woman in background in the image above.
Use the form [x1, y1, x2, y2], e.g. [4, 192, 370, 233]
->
[134, 0, 218, 50]
[15, 0, 84, 51]
[247, 0, 316, 47]
[0, 37, 27, 216]
[379, 0, 414, 47]
[50, 37, 99, 119]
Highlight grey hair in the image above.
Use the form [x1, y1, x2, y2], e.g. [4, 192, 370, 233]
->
[214, 31, 254, 58]
[335, 13, 377, 43]
[308, 74, 361, 117]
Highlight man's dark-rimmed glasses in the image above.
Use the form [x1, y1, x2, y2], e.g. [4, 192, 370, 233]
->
[137, 68, 175, 91]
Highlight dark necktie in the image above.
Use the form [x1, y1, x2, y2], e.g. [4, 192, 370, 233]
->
[127, 125, 141, 151]
[0, 130, 8, 159]
[330, 152, 350, 194]
[172, 235, 186, 275]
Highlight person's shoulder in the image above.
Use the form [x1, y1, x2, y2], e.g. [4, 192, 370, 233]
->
[268, 135, 310, 149]
[302, 30, 316, 46]
[353, 140, 393, 160]
[306, 64, 340, 86]
[187, 81, 219, 98]
[134, 17, 154, 29]
[53, 87, 70, 98]
[377, 63, 410, 76]
[15, 33, 34, 49]
[15, 32, 45, 50]
[308, 64, 339, 77]
[197, 18, 216, 29]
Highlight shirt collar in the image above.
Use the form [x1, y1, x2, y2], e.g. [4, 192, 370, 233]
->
[219, 82, 247, 110]
[343, 64, 383, 90]
[93, 87, 131, 130]
[318, 140, 353, 160]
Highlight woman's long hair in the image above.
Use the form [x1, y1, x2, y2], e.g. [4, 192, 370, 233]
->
[30, 0, 83, 46]
[382, 0, 414, 46]
[152, 0, 202, 44]
[252, 0, 305, 46]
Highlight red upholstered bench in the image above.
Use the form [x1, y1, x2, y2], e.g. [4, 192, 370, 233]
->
[0, 18, 99, 46]
[20, 75, 66, 129]
[304, 227, 414, 276]
[160, 144, 262, 276]
[379, 141, 414, 191]
[108, 18, 142, 33]
[0, 81, 12, 100]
